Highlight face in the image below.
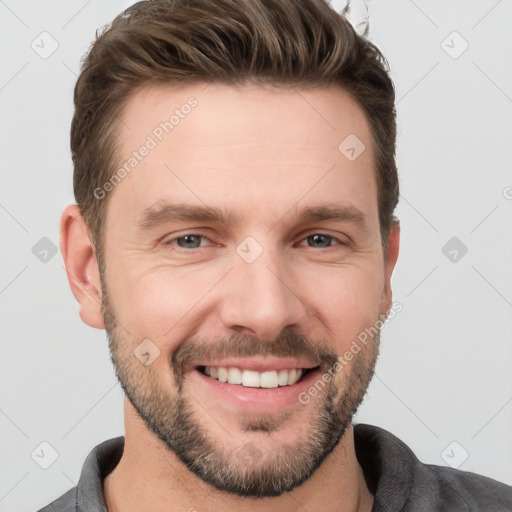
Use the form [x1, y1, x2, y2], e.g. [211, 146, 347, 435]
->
[95, 83, 398, 497]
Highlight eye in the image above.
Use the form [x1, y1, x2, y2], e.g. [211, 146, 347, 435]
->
[163, 232, 345, 251]
[298, 233, 345, 249]
[164, 233, 211, 249]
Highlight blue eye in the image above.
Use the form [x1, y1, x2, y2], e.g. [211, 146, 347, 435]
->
[306, 234, 333, 247]
[166, 234, 208, 249]
[163, 233, 344, 252]
[304, 234, 338, 248]
[177, 234, 204, 248]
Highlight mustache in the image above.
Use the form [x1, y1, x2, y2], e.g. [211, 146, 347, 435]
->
[171, 328, 339, 385]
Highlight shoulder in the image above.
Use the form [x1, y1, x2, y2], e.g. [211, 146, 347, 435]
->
[35, 436, 124, 512]
[354, 423, 512, 511]
[36, 487, 76, 512]
[427, 463, 512, 510]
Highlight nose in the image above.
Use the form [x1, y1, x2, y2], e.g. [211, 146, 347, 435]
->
[218, 247, 308, 341]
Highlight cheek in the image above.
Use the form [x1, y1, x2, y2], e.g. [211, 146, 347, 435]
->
[106, 244, 385, 358]
[109, 265, 224, 349]
[298, 262, 384, 344]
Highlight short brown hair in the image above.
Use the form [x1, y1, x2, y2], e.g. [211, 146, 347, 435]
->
[71, 0, 398, 261]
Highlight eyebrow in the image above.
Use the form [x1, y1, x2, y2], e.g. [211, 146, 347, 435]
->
[136, 202, 234, 230]
[135, 201, 367, 232]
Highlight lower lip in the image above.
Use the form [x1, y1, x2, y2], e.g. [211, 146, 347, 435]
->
[188, 368, 322, 413]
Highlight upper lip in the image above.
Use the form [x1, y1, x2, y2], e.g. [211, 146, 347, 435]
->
[189, 356, 320, 373]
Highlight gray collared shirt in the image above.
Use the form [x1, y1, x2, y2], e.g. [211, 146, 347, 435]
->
[36, 424, 512, 512]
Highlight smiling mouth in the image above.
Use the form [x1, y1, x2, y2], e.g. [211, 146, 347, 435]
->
[196, 365, 319, 389]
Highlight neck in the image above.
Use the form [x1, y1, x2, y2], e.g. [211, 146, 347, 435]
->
[103, 399, 373, 512]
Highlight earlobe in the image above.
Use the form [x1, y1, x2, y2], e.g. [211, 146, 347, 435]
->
[60, 204, 105, 329]
[381, 221, 400, 316]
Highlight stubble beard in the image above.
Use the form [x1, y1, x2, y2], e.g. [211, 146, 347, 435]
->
[99, 271, 380, 498]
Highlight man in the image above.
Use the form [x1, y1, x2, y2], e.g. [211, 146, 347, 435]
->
[38, 0, 512, 511]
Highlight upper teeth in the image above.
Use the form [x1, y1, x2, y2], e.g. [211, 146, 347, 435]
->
[203, 366, 304, 388]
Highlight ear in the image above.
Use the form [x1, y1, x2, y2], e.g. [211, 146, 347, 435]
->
[60, 204, 105, 329]
[380, 221, 400, 316]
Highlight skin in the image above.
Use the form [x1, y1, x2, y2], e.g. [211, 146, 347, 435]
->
[60, 82, 400, 512]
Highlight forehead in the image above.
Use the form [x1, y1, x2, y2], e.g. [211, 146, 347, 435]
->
[118, 82, 372, 152]
[106, 82, 377, 231]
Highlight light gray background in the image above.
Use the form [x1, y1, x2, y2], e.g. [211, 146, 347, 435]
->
[1, 0, 511, 510]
